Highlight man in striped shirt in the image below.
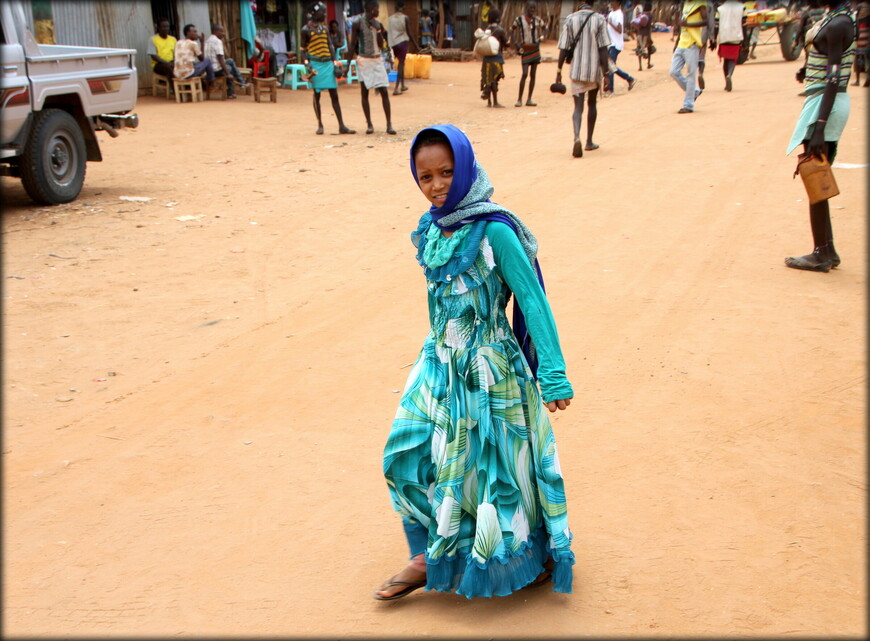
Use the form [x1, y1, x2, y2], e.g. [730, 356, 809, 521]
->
[555, 3, 611, 157]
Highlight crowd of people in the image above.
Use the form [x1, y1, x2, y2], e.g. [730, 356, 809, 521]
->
[375, 0, 864, 603]
[148, 19, 251, 99]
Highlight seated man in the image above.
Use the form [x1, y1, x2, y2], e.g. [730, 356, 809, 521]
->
[204, 24, 249, 98]
[173, 23, 215, 88]
[148, 18, 176, 78]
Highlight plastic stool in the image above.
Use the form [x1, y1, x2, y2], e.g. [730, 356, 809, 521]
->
[345, 59, 359, 84]
[283, 64, 311, 90]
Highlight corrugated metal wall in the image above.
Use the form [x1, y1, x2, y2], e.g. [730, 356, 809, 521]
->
[453, 0, 473, 50]
[49, 0, 212, 92]
[208, 0, 247, 66]
[176, 0, 211, 39]
[51, 1, 154, 91]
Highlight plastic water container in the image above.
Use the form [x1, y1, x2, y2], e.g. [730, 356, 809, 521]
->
[388, 70, 397, 82]
[404, 53, 418, 79]
[415, 54, 432, 79]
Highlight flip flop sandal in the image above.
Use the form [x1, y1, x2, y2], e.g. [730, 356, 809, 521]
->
[572, 140, 584, 158]
[372, 576, 427, 601]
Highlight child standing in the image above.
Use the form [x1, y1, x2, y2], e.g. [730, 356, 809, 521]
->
[420, 9, 435, 48]
[480, 8, 509, 107]
[373, 124, 575, 600]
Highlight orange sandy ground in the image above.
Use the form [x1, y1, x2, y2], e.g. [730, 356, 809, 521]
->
[2, 35, 866, 636]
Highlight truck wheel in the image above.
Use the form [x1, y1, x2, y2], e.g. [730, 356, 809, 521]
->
[779, 21, 803, 61]
[20, 109, 87, 205]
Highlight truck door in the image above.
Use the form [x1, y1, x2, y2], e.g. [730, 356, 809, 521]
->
[0, 12, 32, 151]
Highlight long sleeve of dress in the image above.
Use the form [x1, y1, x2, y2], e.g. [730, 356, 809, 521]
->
[486, 222, 574, 403]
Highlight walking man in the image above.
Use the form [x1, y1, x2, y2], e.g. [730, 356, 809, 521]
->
[302, 2, 355, 135]
[555, 2, 611, 157]
[511, 0, 547, 106]
[605, 0, 637, 95]
[670, 0, 708, 113]
[387, 1, 418, 95]
[714, 0, 745, 91]
[347, 0, 396, 134]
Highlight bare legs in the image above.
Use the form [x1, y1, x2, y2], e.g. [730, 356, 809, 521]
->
[313, 88, 355, 135]
[394, 57, 407, 95]
[571, 89, 599, 156]
[486, 83, 504, 107]
[785, 141, 841, 272]
[516, 64, 538, 106]
[361, 83, 396, 134]
[723, 59, 736, 91]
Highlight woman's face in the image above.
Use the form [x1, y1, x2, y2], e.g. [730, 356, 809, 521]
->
[414, 142, 454, 208]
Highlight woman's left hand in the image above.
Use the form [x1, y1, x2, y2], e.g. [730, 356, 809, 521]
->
[545, 398, 571, 413]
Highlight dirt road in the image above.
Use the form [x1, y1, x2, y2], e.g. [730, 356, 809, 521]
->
[2, 35, 866, 636]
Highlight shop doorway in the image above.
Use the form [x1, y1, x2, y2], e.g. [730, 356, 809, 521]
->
[150, 0, 180, 37]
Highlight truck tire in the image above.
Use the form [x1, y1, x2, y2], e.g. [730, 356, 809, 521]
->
[20, 109, 87, 205]
[779, 21, 802, 61]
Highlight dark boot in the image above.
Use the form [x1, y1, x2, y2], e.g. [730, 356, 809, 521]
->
[823, 242, 841, 268]
[784, 246, 833, 272]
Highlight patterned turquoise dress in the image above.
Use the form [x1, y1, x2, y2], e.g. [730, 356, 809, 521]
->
[383, 216, 575, 598]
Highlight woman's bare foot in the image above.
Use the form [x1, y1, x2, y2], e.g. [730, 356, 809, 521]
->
[374, 557, 426, 599]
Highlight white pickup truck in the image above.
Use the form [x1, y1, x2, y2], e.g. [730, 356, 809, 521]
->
[1, 0, 139, 204]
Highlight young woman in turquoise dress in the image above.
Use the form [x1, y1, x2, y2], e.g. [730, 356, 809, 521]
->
[374, 124, 575, 600]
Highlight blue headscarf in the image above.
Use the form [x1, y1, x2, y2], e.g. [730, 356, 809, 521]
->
[409, 124, 546, 377]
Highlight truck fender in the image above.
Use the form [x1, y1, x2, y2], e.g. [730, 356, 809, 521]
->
[40, 94, 102, 162]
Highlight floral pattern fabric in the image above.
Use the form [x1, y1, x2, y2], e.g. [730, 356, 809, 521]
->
[383, 224, 574, 599]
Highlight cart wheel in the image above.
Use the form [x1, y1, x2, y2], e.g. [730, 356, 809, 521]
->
[779, 21, 803, 61]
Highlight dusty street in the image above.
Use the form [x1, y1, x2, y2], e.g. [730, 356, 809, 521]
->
[2, 34, 866, 637]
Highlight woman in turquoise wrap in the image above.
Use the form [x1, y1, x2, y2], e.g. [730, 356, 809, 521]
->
[373, 124, 576, 601]
[784, 0, 855, 273]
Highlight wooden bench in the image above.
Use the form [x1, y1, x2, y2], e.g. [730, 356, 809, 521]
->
[174, 76, 203, 103]
[237, 67, 253, 96]
[205, 76, 227, 100]
[152, 73, 172, 99]
[253, 76, 277, 103]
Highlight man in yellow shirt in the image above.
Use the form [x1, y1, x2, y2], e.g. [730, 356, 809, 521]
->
[670, 0, 708, 112]
[147, 18, 176, 78]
